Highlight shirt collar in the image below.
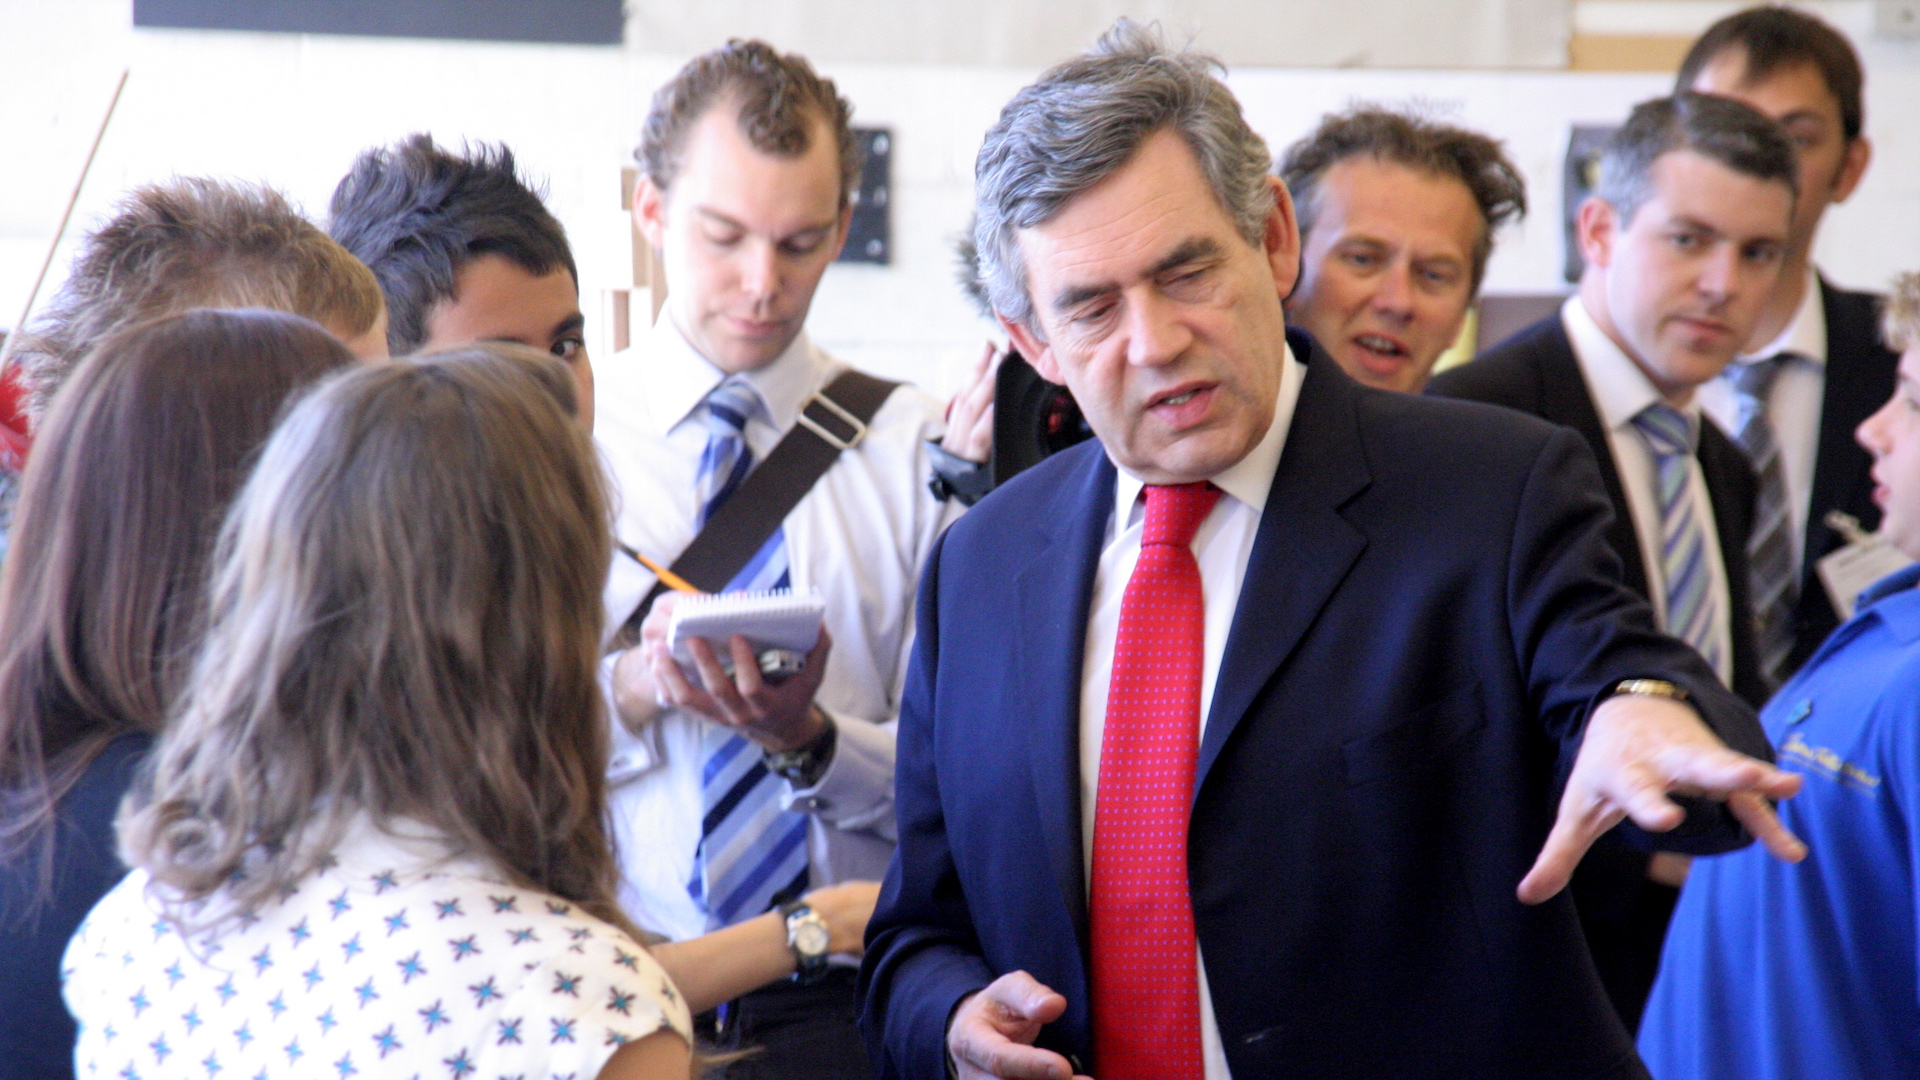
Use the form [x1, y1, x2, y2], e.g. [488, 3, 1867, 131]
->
[1113, 340, 1304, 525]
[1738, 263, 1827, 368]
[1563, 296, 1702, 436]
[642, 314, 821, 438]
[1856, 562, 1920, 644]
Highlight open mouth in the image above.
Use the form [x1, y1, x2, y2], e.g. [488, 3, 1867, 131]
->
[1350, 333, 1414, 375]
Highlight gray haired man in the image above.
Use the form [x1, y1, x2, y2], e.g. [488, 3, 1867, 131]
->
[859, 22, 1801, 1080]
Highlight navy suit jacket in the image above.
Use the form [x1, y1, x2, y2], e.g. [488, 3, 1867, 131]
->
[1428, 313, 1767, 709]
[860, 334, 1769, 1080]
[1795, 279, 1899, 668]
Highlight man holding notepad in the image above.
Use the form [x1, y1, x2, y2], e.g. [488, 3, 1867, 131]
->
[592, 40, 960, 1080]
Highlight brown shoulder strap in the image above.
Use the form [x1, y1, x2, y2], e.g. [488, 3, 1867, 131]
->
[616, 369, 900, 645]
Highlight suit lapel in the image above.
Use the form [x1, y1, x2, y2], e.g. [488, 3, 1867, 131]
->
[1199, 346, 1369, 790]
[1810, 277, 1889, 557]
[1012, 444, 1113, 950]
[1534, 322, 1651, 598]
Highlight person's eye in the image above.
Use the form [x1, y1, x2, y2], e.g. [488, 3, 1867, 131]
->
[1339, 250, 1381, 270]
[704, 228, 743, 247]
[1668, 231, 1702, 251]
[1742, 242, 1783, 266]
[552, 338, 585, 361]
[1069, 301, 1115, 327]
[780, 232, 829, 256]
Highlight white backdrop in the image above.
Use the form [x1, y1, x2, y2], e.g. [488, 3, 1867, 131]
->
[1, 0, 1914, 395]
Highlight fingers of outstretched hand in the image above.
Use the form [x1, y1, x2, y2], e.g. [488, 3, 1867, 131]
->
[1517, 778, 1626, 905]
[950, 974, 1074, 1080]
[1727, 789, 1808, 863]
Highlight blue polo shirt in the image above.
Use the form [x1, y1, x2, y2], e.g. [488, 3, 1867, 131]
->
[1639, 563, 1920, 1080]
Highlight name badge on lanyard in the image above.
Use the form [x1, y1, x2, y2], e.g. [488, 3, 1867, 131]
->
[1818, 511, 1916, 621]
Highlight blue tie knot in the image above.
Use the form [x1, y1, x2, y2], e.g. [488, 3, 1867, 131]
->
[1632, 403, 1695, 459]
[705, 378, 761, 436]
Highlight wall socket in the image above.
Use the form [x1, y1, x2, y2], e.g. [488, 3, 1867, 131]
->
[1876, 0, 1920, 39]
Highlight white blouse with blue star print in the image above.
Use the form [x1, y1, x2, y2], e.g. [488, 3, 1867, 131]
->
[62, 816, 691, 1080]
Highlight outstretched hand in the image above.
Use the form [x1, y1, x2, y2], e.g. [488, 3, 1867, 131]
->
[1518, 692, 1805, 904]
[948, 972, 1092, 1080]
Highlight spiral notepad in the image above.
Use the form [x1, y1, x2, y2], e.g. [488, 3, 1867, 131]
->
[667, 588, 825, 666]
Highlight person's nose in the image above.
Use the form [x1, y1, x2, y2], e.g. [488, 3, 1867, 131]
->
[738, 240, 781, 306]
[1370, 262, 1415, 323]
[1123, 289, 1194, 368]
[1857, 394, 1895, 458]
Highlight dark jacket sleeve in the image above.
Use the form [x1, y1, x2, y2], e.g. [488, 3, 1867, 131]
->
[857, 526, 996, 1079]
[1511, 425, 1771, 853]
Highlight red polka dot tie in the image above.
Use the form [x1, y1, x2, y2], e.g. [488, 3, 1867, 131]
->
[1090, 481, 1220, 1079]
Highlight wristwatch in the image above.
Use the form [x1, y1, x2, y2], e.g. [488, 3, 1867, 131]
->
[765, 717, 836, 788]
[779, 899, 832, 984]
[925, 440, 994, 506]
[1607, 678, 1691, 704]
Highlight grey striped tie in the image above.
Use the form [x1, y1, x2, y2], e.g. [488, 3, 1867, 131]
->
[1632, 403, 1724, 676]
[1725, 355, 1796, 689]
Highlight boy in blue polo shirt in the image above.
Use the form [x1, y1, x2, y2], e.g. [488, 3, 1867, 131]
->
[1639, 270, 1920, 1079]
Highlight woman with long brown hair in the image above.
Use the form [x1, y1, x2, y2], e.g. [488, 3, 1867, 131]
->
[64, 347, 692, 1078]
[0, 309, 356, 1079]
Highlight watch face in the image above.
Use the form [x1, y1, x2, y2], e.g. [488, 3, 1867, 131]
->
[794, 919, 832, 956]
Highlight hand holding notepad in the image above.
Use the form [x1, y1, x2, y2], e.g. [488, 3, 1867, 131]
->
[667, 588, 826, 682]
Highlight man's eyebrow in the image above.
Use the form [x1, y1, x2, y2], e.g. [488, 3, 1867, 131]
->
[1665, 214, 1723, 237]
[1049, 237, 1224, 312]
[553, 311, 586, 337]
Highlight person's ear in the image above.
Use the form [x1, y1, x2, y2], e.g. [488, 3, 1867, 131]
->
[634, 178, 669, 252]
[1575, 197, 1617, 271]
[825, 202, 854, 262]
[1831, 135, 1872, 205]
[1264, 176, 1303, 302]
[1000, 314, 1061, 385]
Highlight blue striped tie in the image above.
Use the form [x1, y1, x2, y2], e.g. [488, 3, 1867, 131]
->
[1725, 355, 1797, 689]
[687, 378, 810, 930]
[1632, 403, 1725, 675]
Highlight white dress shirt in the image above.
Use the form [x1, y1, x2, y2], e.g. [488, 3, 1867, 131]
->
[1076, 345, 1305, 1080]
[594, 316, 959, 943]
[1563, 298, 1734, 686]
[1697, 263, 1827, 570]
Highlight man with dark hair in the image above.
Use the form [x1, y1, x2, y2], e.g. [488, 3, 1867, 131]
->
[1677, 5, 1895, 687]
[11, 177, 387, 423]
[862, 24, 1802, 1080]
[1279, 106, 1526, 393]
[327, 134, 591, 422]
[595, 39, 957, 1079]
[1431, 91, 1798, 1031]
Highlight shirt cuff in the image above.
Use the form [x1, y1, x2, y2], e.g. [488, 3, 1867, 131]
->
[603, 650, 662, 782]
[779, 705, 895, 838]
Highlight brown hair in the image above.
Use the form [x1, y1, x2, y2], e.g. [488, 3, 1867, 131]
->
[119, 345, 626, 932]
[0, 309, 355, 892]
[11, 177, 383, 422]
[1676, 5, 1865, 142]
[1884, 272, 1920, 352]
[637, 39, 861, 209]
[1278, 106, 1527, 293]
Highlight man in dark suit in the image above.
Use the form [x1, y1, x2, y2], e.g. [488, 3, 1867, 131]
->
[1430, 92, 1798, 1033]
[859, 23, 1805, 1080]
[1678, 6, 1899, 681]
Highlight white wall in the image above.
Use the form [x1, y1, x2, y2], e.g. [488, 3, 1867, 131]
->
[1, 0, 1914, 396]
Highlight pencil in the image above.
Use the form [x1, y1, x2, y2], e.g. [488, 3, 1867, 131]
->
[633, 550, 700, 594]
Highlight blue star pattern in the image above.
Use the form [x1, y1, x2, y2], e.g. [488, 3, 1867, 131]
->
[64, 822, 690, 1079]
